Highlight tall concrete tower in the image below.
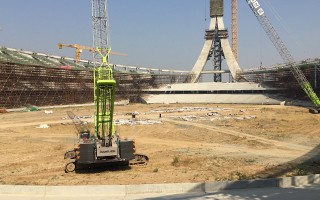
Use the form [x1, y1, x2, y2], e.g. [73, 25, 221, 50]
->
[190, 0, 241, 83]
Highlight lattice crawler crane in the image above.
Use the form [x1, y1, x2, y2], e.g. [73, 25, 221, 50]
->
[246, 0, 320, 113]
[64, 0, 148, 173]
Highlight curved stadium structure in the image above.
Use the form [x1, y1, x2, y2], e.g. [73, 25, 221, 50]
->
[0, 47, 189, 108]
[0, 47, 320, 108]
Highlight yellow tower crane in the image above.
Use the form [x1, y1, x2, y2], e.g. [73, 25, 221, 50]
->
[57, 43, 127, 64]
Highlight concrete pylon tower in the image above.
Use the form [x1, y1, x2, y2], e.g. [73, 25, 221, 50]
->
[190, 0, 242, 83]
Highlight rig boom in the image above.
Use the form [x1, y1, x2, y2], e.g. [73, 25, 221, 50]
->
[246, 0, 320, 109]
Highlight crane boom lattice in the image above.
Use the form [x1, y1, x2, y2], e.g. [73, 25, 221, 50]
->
[246, 0, 320, 107]
[92, 0, 110, 64]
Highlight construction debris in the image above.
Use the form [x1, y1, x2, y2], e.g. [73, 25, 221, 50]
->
[115, 100, 130, 106]
[0, 108, 8, 113]
[149, 107, 232, 114]
[210, 115, 257, 121]
[77, 115, 93, 119]
[60, 112, 162, 126]
[114, 119, 162, 126]
[179, 115, 199, 121]
[207, 112, 219, 116]
[245, 116, 257, 119]
[44, 110, 53, 114]
[125, 111, 140, 116]
[151, 107, 258, 122]
[36, 124, 50, 129]
[26, 106, 40, 112]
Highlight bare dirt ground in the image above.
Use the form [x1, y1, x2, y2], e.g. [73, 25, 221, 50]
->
[0, 103, 320, 185]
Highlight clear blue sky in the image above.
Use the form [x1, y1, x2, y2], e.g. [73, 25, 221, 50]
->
[0, 0, 319, 70]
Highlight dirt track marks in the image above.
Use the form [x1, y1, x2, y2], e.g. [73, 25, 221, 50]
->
[163, 117, 311, 153]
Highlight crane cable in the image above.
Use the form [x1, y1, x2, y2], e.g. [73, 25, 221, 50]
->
[204, 0, 207, 21]
[105, 0, 112, 61]
[260, 0, 308, 56]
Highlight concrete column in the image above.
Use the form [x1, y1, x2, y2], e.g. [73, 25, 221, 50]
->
[190, 17, 242, 83]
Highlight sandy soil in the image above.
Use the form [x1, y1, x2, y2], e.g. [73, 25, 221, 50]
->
[0, 103, 320, 185]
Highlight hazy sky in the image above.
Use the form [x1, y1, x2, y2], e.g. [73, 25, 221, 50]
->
[0, 0, 319, 71]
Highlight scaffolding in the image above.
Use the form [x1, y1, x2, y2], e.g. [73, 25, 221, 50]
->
[2, 46, 319, 108]
[240, 64, 320, 98]
[0, 61, 189, 108]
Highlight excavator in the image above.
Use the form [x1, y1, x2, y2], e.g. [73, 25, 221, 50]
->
[64, 48, 148, 173]
[246, 0, 320, 113]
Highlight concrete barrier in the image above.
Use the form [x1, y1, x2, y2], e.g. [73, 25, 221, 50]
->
[125, 183, 204, 194]
[0, 174, 319, 197]
[279, 174, 320, 188]
[0, 185, 45, 196]
[45, 185, 126, 196]
[205, 178, 280, 193]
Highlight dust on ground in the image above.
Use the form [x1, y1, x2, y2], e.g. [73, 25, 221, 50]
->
[0, 103, 320, 185]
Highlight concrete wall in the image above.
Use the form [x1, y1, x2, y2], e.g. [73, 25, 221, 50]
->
[143, 94, 282, 104]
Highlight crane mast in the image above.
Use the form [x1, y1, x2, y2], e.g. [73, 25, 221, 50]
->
[246, 0, 320, 109]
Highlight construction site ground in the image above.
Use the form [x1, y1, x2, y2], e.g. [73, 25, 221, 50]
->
[1, 103, 320, 186]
